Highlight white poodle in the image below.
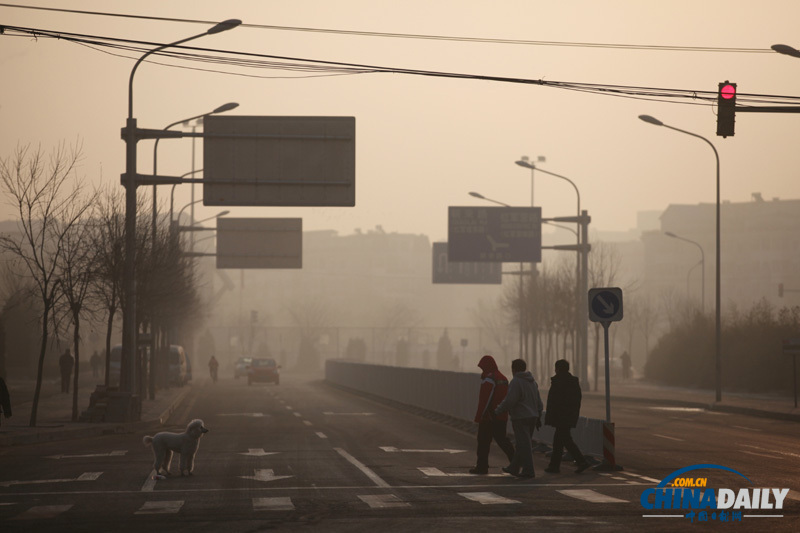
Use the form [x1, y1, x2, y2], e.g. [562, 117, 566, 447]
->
[143, 419, 209, 476]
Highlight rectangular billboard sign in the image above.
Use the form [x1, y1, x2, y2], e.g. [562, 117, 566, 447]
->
[203, 116, 355, 207]
[216, 217, 302, 269]
[447, 206, 542, 262]
[432, 242, 502, 284]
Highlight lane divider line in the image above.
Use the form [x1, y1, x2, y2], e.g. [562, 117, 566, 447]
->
[334, 447, 390, 488]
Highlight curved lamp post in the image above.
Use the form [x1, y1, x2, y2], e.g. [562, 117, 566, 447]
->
[771, 44, 800, 58]
[639, 114, 722, 402]
[665, 231, 706, 314]
[122, 18, 240, 399]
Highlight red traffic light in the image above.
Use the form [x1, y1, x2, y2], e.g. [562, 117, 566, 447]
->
[720, 84, 736, 100]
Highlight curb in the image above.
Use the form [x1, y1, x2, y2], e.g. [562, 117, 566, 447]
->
[584, 392, 800, 423]
[0, 387, 192, 447]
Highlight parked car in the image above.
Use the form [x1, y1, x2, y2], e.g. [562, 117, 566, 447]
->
[247, 358, 280, 385]
[234, 357, 252, 379]
[168, 345, 188, 386]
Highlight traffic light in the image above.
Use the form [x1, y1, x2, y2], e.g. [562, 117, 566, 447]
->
[716, 81, 737, 138]
[779, 283, 784, 298]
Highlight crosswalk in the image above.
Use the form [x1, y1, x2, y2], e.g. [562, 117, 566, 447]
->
[2, 484, 639, 520]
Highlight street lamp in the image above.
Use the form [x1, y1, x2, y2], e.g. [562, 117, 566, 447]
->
[515, 158, 586, 384]
[665, 231, 706, 315]
[194, 211, 230, 226]
[639, 114, 722, 402]
[771, 44, 800, 58]
[469, 191, 526, 359]
[122, 18, 240, 403]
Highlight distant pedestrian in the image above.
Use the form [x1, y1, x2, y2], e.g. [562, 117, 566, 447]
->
[208, 355, 219, 383]
[0, 376, 11, 426]
[59, 349, 74, 394]
[620, 351, 632, 381]
[495, 359, 543, 478]
[544, 359, 590, 474]
[90, 350, 102, 379]
[470, 355, 515, 475]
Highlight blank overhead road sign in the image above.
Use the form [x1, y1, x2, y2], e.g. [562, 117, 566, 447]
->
[216, 217, 302, 269]
[447, 206, 542, 262]
[203, 116, 355, 207]
[588, 287, 623, 323]
[432, 242, 501, 284]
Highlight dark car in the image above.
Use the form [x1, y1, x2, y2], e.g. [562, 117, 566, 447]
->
[247, 358, 280, 385]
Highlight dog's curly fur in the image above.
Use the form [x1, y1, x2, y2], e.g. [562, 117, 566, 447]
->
[143, 419, 209, 476]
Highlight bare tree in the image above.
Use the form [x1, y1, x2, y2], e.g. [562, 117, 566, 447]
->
[469, 298, 514, 362]
[57, 212, 99, 421]
[0, 143, 92, 426]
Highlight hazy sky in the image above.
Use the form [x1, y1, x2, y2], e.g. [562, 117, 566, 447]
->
[2, 1, 799, 244]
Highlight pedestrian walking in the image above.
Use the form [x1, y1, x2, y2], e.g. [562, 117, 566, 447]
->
[494, 358, 543, 478]
[0, 376, 11, 427]
[90, 350, 102, 379]
[59, 349, 74, 394]
[544, 359, 591, 474]
[208, 355, 219, 383]
[470, 355, 515, 475]
[620, 351, 632, 381]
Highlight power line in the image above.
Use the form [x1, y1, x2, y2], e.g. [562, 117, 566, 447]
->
[0, 3, 774, 54]
[3, 24, 800, 109]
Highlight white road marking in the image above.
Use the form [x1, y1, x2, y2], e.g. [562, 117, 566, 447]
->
[648, 407, 705, 413]
[240, 469, 293, 483]
[640, 476, 662, 483]
[218, 413, 265, 418]
[559, 489, 628, 503]
[380, 446, 466, 454]
[418, 467, 507, 478]
[733, 425, 761, 432]
[293, 412, 302, 417]
[459, 492, 520, 505]
[303, 420, 313, 426]
[0, 472, 102, 487]
[46, 450, 127, 459]
[315, 432, 328, 439]
[253, 497, 294, 511]
[285, 406, 293, 410]
[239, 448, 280, 457]
[740, 444, 800, 459]
[742, 450, 783, 460]
[135, 501, 184, 514]
[652, 434, 685, 442]
[335, 447, 390, 488]
[324, 412, 374, 416]
[358, 494, 410, 508]
[611, 477, 627, 481]
[11, 504, 72, 520]
[141, 470, 157, 492]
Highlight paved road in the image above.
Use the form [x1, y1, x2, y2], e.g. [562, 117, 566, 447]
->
[0, 372, 798, 532]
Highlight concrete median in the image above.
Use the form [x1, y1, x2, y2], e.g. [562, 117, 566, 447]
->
[326, 359, 603, 457]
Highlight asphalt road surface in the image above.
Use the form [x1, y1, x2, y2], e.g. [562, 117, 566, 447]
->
[1, 372, 798, 532]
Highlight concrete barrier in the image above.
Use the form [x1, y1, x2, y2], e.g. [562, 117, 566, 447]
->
[326, 359, 603, 457]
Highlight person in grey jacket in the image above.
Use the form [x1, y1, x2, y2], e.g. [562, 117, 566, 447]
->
[494, 359, 543, 478]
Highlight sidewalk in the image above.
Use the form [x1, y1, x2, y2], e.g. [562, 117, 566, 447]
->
[585, 378, 800, 422]
[0, 375, 192, 447]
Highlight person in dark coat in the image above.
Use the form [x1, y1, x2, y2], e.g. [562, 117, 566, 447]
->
[59, 349, 74, 394]
[0, 376, 11, 426]
[470, 355, 515, 474]
[544, 359, 590, 474]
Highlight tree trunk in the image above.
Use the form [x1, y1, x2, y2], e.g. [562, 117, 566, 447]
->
[72, 312, 81, 422]
[30, 304, 50, 427]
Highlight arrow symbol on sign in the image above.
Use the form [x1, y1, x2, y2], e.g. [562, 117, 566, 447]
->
[486, 235, 510, 252]
[597, 295, 615, 315]
[239, 469, 293, 483]
[380, 446, 466, 454]
[239, 448, 280, 457]
[47, 450, 127, 460]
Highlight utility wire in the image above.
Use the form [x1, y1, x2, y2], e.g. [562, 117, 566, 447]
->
[0, 2, 774, 54]
[3, 24, 800, 109]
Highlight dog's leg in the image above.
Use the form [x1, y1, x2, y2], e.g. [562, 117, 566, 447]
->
[164, 450, 173, 476]
[185, 451, 195, 475]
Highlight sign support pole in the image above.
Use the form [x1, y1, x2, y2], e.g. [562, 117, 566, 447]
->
[603, 321, 611, 423]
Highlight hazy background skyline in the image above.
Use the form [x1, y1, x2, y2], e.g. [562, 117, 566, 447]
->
[2, 1, 800, 244]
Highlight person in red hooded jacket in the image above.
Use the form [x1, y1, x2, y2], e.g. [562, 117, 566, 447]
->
[470, 355, 515, 474]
